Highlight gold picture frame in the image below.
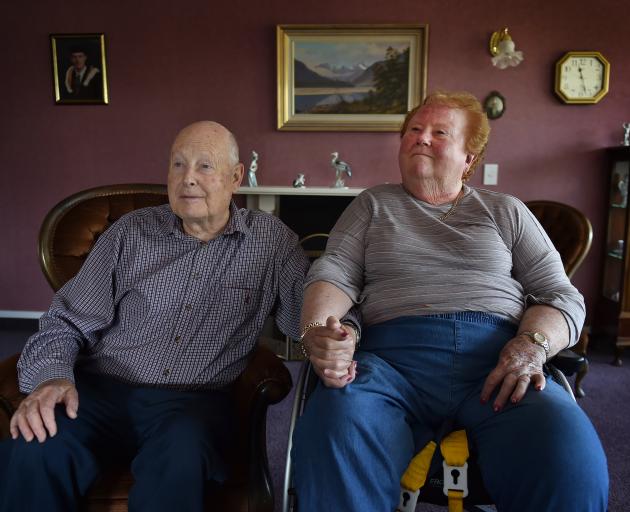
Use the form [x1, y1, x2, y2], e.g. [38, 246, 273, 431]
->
[277, 24, 428, 131]
[51, 33, 109, 105]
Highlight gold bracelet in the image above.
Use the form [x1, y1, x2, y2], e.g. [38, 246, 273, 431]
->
[297, 321, 325, 358]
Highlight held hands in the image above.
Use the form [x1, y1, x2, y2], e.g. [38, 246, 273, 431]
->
[9, 378, 78, 443]
[481, 334, 547, 411]
[302, 316, 357, 388]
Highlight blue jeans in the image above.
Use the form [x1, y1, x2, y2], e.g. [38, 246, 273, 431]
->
[0, 370, 234, 512]
[292, 313, 608, 511]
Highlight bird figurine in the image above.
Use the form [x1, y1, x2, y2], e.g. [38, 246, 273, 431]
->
[331, 152, 352, 188]
[292, 173, 306, 188]
[247, 150, 259, 187]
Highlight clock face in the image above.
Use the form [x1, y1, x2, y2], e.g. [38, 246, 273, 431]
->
[555, 52, 610, 104]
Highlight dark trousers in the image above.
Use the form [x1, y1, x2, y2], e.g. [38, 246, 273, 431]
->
[0, 371, 234, 512]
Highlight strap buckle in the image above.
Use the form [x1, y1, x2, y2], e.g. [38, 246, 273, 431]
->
[396, 488, 420, 512]
[442, 461, 469, 498]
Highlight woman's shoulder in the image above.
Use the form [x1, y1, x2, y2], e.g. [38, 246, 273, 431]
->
[468, 186, 527, 212]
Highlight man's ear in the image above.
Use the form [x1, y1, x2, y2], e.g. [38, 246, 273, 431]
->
[232, 163, 245, 189]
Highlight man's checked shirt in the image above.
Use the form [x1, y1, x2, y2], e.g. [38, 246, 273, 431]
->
[18, 203, 310, 392]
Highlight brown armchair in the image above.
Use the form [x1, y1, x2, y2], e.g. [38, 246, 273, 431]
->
[525, 200, 593, 398]
[0, 184, 292, 512]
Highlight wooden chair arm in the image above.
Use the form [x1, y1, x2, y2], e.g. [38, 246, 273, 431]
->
[230, 344, 292, 512]
[0, 354, 25, 440]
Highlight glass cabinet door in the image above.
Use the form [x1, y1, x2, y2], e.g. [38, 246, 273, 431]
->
[603, 159, 630, 302]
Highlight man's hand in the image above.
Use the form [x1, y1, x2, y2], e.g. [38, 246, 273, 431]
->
[481, 335, 546, 411]
[10, 379, 78, 443]
[303, 316, 357, 389]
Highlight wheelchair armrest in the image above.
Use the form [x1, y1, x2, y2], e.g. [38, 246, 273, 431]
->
[549, 348, 586, 377]
[0, 353, 26, 440]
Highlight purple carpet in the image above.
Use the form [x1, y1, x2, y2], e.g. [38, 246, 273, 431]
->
[267, 348, 630, 511]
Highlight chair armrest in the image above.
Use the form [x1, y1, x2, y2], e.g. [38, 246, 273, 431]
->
[0, 353, 26, 440]
[230, 344, 292, 512]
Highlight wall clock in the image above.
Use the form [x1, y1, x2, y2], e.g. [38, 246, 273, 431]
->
[555, 51, 610, 104]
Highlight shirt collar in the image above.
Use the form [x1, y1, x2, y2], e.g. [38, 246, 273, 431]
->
[162, 201, 250, 240]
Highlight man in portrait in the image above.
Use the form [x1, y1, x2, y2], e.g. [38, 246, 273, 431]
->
[60, 44, 103, 101]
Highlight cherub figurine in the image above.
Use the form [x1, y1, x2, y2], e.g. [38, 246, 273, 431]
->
[248, 151, 259, 187]
[331, 152, 352, 188]
[622, 123, 630, 147]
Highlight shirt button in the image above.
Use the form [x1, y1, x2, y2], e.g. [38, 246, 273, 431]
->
[192, 272, 201, 279]
[244, 295, 251, 304]
[185, 304, 192, 310]
[163, 368, 171, 376]
[174, 335, 181, 342]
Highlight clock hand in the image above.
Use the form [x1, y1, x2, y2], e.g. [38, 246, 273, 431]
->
[578, 66, 587, 92]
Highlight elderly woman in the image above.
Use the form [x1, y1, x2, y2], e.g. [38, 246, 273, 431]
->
[292, 91, 608, 511]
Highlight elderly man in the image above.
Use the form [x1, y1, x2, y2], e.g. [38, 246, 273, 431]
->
[0, 121, 310, 512]
[291, 91, 608, 511]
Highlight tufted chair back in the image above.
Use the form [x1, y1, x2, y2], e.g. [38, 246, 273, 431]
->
[39, 184, 168, 291]
[525, 200, 593, 279]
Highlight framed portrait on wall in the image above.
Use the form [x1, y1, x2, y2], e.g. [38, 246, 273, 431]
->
[50, 33, 109, 105]
[277, 24, 428, 131]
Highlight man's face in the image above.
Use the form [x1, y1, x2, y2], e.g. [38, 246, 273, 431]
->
[167, 123, 243, 236]
[70, 52, 87, 71]
[398, 105, 473, 189]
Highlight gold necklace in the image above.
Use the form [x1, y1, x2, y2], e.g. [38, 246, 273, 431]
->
[439, 186, 464, 222]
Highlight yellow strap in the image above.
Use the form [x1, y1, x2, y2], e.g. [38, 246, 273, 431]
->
[447, 490, 464, 512]
[441, 430, 469, 512]
[400, 440, 437, 491]
[440, 429, 469, 466]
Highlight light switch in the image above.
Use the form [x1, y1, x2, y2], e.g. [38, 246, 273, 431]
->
[483, 164, 498, 186]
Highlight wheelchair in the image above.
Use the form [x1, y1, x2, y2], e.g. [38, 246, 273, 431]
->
[282, 358, 576, 512]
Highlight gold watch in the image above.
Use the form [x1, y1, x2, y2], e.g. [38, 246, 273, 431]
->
[521, 331, 550, 358]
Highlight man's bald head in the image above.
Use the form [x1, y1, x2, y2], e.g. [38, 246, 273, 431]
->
[171, 121, 239, 167]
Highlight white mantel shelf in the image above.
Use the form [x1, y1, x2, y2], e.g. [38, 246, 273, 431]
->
[236, 186, 364, 214]
[237, 186, 364, 196]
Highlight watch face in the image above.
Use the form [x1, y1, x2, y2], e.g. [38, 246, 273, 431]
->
[555, 52, 610, 104]
[533, 332, 546, 343]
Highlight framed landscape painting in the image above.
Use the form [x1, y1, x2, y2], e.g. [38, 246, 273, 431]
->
[277, 24, 428, 131]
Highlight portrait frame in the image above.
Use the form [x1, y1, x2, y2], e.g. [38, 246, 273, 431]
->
[51, 33, 109, 105]
[277, 24, 428, 132]
[483, 91, 505, 120]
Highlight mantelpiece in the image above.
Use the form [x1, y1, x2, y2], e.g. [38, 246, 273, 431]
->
[237, 186, 365, 215]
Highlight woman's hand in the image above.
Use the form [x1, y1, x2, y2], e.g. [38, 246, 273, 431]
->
[302, 316, 357, 388]
[481, 334, 547, 411]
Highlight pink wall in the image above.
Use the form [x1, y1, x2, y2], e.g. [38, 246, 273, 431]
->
[1, 0, 629, 318]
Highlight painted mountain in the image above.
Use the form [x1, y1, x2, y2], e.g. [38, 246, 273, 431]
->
[294, 47, 410, 114]
[294, 60, 353, 88]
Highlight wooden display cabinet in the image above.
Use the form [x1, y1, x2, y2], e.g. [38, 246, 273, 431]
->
[599, 146, 630, 365]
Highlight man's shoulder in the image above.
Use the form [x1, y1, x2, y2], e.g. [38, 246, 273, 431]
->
[238, 208, 298, 240]
[110, 204, 173, 236]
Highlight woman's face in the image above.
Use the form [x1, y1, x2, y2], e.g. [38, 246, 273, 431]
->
[398, 105, 473, 190]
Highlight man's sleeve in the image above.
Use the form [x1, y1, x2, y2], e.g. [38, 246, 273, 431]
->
[273, 232, 311, 340]
[17, 222, 124, 393]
